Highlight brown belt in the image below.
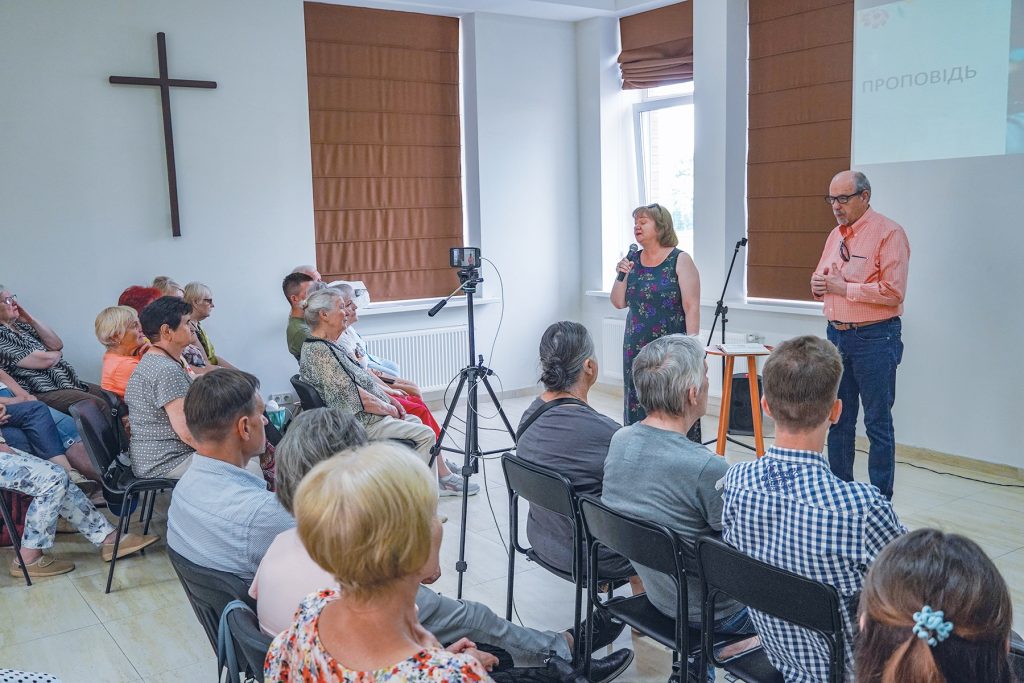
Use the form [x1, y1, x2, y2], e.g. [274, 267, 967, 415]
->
[829, 318, 893, 331]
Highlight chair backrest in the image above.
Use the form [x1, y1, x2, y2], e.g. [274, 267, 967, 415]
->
[696, 537, 845, 680]
[501, 452, 576, 519]
[577, 494, 682, 579]
[167, 546, 256, 653]
[219, 600, 271, 683]
[69, 399, 120, 475]
[1009, 633, 1024, 681]
[290, 374, 326, 410]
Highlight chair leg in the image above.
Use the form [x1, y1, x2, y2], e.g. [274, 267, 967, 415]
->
[505, 547, 516, 622]
[141, 490, 158, 537]
[105, 494, 133, 594]
[571, 580, 583, 666]
[0, 493, 30, 586]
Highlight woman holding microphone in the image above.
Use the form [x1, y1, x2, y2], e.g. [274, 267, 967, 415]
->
[611, 203, 702, 439]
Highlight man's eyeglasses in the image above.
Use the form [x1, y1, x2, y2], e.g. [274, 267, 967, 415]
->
[825, 192, 864, 205]
[1, 295, 16, 306]
[839, 240, 865, 262]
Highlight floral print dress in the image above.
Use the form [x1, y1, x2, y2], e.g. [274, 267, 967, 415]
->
[622, 248, 701, 440]
[264, 589, 493, 683]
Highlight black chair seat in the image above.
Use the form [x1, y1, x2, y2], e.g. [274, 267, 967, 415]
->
[604, 594, 692, 650]
[721, 648, 784, 683]
[524, 548, 575, 584]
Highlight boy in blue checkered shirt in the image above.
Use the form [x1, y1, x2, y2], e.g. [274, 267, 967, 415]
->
[722, 335, 905, 682]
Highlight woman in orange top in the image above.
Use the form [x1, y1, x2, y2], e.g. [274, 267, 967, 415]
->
[95, 306, 149, 397]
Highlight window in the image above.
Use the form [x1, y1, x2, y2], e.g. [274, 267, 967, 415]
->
[634, 82, 695, 258]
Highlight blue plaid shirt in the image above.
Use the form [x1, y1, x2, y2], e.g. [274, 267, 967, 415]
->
[721, 446, 905, 682]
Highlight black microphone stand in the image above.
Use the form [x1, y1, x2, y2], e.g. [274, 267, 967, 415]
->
[702, 237, 757, 453]
[427, 267, 516, 597]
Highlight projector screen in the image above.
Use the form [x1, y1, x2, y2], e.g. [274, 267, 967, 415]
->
[853, 0, 1024, 164]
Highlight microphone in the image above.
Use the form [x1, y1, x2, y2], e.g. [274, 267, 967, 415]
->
[617, 243, 639, 282]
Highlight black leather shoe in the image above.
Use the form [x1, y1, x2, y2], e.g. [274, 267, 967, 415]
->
[569, 609, 627, 653]
[544, 648, 634, 683]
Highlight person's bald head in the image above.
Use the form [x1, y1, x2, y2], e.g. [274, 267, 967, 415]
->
[827, 170, 872, 226]
[291, 265, 321, 282]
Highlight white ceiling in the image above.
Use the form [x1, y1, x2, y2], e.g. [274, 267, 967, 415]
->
[314, 0, 683, 22]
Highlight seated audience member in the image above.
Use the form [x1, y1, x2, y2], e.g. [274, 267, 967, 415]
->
[95, 306, 149, 397]
[118, 285, 163, 315]
[125, 297, 198, 479]
[265, 442, 497, 683]
[182, 282, 235, 369]
[0, 402, 102, 502]
[283, 272, 318, 360]
[291, 264, 322, 282]
[0, 366, 100, 487]
[166, 369, 292, 580]
[722, 335, 905, 681]
[602, 334, 756, 680]
[252, 408, 633, 681]
[857, 528, 1015, 683]
[333, 282, 403, 380]
[298, 289, 474, 496]
[1, 421, 156, 578]
[0, 285, 108, 414]
[151, 276, 184, 298]
[517, 322, 638, 593]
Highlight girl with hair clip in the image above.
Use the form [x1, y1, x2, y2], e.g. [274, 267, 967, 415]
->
[856, 528, 1016, 683]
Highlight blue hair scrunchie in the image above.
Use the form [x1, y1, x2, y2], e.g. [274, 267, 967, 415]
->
[912, 606, 954, 647]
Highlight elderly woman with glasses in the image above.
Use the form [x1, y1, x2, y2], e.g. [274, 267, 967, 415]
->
[609, 204, 701, 440]
[0, 285, 110, 416]
[182, 282, 236, 370]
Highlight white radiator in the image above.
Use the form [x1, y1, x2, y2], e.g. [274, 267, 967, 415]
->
[362, 326, 469, 392]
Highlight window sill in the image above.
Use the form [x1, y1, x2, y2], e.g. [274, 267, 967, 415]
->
[584, 291, 823, 318]
[358, 296, 500, 317]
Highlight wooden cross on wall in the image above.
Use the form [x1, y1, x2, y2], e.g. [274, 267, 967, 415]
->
[109, 32, 216, 237]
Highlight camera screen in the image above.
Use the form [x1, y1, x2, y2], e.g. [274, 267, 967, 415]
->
[449, 247, 480, 268]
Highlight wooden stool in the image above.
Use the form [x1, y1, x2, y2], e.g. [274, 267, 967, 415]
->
[706, 346, 771, 457]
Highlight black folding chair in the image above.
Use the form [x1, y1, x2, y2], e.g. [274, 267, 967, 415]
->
[0, 490, 31, 585]
[502, 454, 631, 665]
[1008, 632, 1024, 681]
[696, 537, 846, 683]
[69, 399, 175, 593]
[167, 546, 256, 654]
[578, 494, 748, 682]
[290, 375, 326, 410]
[218, 599, 272, 683]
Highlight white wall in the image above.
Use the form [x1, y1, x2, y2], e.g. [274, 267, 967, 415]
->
[578, 0, 1024, 469]
[0, 0, 315, 396]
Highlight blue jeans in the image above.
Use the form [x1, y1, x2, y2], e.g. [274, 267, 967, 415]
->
[689, 607, 756, 682]
[0, 400, 66, 459]
[0, 389, 80, 449]
[826, 318, 903, 499]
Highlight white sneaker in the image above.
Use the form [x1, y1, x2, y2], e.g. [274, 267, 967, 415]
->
[438, 473, 480, 497]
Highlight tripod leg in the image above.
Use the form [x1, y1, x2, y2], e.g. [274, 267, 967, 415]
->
[429, 371, 468, 470]
[479, 373, 518, 443]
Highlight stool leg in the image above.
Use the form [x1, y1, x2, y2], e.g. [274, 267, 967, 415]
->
[748, 355, 765, 456]
[716, 355, 735, 455]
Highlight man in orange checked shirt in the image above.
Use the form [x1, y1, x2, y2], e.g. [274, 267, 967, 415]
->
[810, 170, 910, 500]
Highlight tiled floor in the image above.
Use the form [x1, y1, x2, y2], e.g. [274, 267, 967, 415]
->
[3, 388, 1023, 682]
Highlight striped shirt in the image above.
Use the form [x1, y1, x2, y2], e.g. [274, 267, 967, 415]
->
[721, 446, 905, 682]
[0, 322, 86, 394]
[813, 207, 910, 323]
[167, 454, 295, 581]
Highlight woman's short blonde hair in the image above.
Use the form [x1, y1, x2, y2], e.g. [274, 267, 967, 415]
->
[94, 306, 139, 349]
[632, 203, 678, 248]
[182, 282, 212, 306]
[295, 442, 437, 599]
[152, 276, 183, 297]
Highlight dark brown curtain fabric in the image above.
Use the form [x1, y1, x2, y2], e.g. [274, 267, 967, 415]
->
[618, 2, 694, 90]
[746, 0, 853, 301]
[305, 2, 462, 301]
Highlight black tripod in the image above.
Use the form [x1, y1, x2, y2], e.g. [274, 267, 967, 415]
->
[702, 237, 758, 454]
[427, 267, 516, 597]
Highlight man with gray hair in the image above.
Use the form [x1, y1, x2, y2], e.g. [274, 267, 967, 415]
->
[602, 334, 755, 680]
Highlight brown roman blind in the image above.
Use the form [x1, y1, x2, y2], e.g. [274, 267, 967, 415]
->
[304, 2, 462, 301]
[618, 2, 694, 90]
[747, 0, 853, 301]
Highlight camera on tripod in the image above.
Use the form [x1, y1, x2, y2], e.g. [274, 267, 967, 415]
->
[449, 247, 481, 288]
